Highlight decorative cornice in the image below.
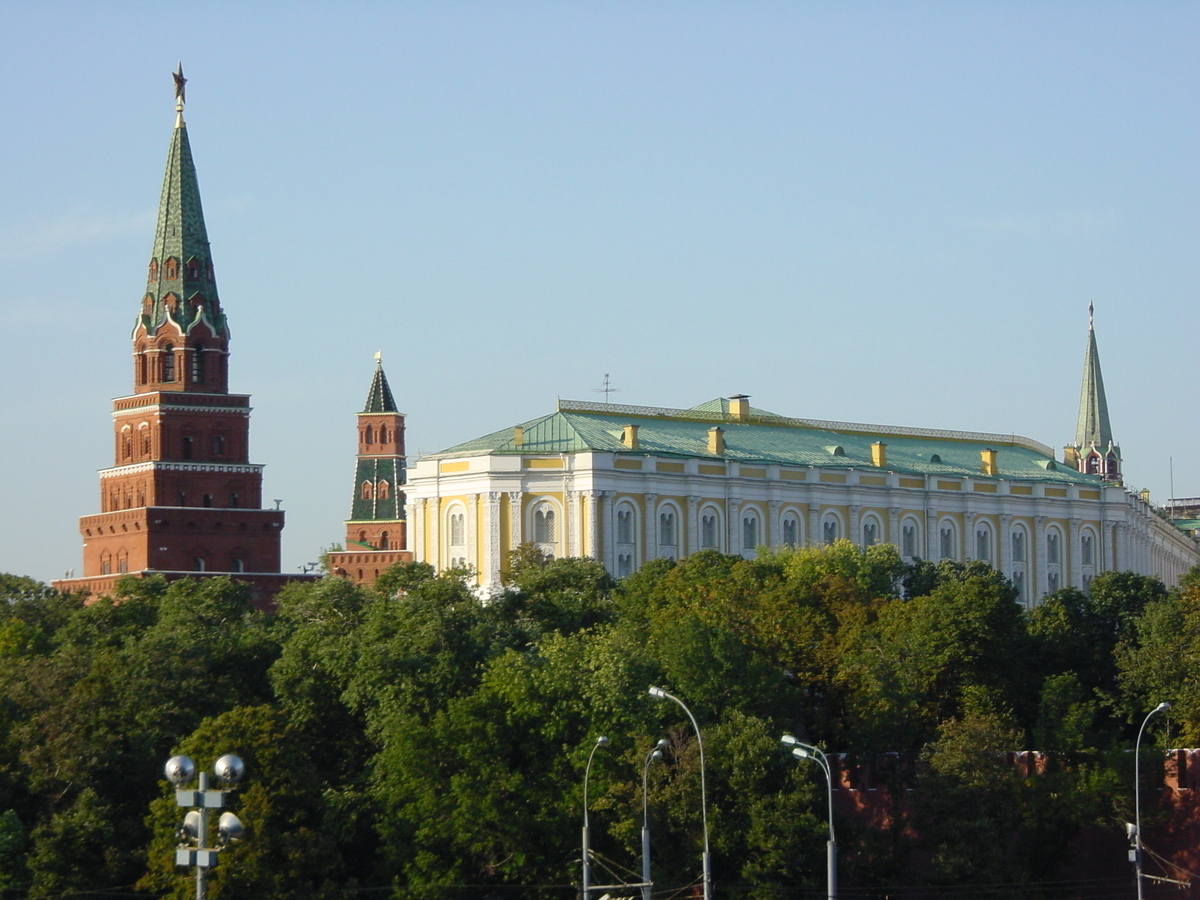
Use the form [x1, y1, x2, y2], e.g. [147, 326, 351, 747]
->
[98, 461, 264, 478]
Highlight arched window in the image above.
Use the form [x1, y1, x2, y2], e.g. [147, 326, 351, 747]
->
[365, 425, 375, 444]
[901, 522, 918, 559]
[1047, 531, 1060, 565]
[212, 435, 224, 455]
[534, 508, 556, 544]
[191, 344, 204, 383]
[532, 502, 557, 559]
[1081, 533, 1095, 567]
[121, 427, 133, 459]
[140, 424, 151, 455]
[742, 512, 759, 553]
[781, 513, 800, 548]
[231, 558, 245, 573]
[939, 522, 956, 561]
[823, 517, 839, 544]
[617, 507, 634, 544]
[164, 258, 178, 280]
[975, 525, 992, 562]
[379, 425, 389, 443]
[1012, 528, 1026, 562]
[450, 512, 466, 547]
[361, 481, 374, 500]
[139, 351, 148, 385]
[700, 509, 720, 550]
[380, 531, 390, 550]
[149, 259, 159, 281]
[377, 480, 390, 500]
[862, 517, 880, 548]
[162, 344, 175, 382]
[660, 510, 676, 548]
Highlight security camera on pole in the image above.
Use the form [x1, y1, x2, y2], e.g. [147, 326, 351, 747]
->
[164, 754, 246, 900]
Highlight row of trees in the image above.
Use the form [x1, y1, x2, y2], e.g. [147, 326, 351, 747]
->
[1, 542, 1198, 898]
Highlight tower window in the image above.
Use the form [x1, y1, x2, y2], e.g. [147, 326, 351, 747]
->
[361, 481, 374, 500]
[139, 351, 148, 385]
[380, 531, 390, 550]
[164, 258, 178, 280]
[365, 425, 375, 445]
[149, 259, 159, 280]
[229, 492, 239, 508]
[377, 480, 390, 500]
[212, 435, 224, 455]
[192, 345, 204, 383]
[162, 344, 176, 382]
[231, 558, 244, 573]
[182, 436, 193, 459]
[203, 494, 212, 508]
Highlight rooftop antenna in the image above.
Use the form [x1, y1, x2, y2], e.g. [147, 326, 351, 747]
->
[1170, 456, 1175, 509]
[593, 374, 621, 404]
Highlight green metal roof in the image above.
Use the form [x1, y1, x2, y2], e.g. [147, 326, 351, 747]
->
[434, 398, 1105, 486]
[137, 107, 228, 339]
[362, 364, 399, 413]
[1075, 317, 1114, 451]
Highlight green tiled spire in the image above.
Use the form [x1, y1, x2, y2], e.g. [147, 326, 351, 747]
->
[363, 361, 398, 413]
[138, 70, 227, 339]
[1075, 306, 1113, 450]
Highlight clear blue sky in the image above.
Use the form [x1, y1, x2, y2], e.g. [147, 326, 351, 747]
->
[2, 2, 1197, 584]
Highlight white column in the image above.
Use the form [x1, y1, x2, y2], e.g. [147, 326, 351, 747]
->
[585, 491, 601, 560]
[567, 490, 580, 557]
[485, 492, 502, 595]
[728, 498, 742, 554]
[408, 497, 424, 564]
[849, 505, 862, 547]
[687, 496, 700, 557]
[999, 513, 1012, 577]
[1034, 516, 1047, 600]
[808, 504, 820, 549]
[769, 500, 782, 549]
[603, 492, 616, 573]
[645, 493, 659, 560]
[963, 512, 977, 561]
[466, 493, 478, 570]
[888, 507, 900, 548]
[508, 491, 522, 556]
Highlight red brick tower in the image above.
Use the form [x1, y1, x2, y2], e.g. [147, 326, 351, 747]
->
[55, 68, 309, 607]
[326, 356, 412, 584]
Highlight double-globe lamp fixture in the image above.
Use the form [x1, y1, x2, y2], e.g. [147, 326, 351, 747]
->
[782, 734, 837, 900]
[164, 754, 246, 900]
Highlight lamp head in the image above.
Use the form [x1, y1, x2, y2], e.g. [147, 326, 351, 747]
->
[179, 809, 202, 841]
[655, 738, 670, 750]
[650, 749, 663, 762]
[214, 754, 245, 785]
[595, 735, 609, 747]
[781, 734, 798, 747]
[165, 755, 196, 786]
[792, 746, 811, 760]
[218, 811, 244, 843]
[648, 686, 667, 699]
[1156, 701, 1172, 714]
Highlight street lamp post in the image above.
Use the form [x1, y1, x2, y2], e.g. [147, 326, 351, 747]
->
[581, 735, 609, 900]
[642, 738, 668, 900]
[782, 735, 836, 900]
[1133, 702, 1171, 900]
[164, 754, 246, 900]
[649, 686, 711, 900]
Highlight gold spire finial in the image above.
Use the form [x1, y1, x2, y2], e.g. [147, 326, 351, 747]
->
[374, 350, 383, 365]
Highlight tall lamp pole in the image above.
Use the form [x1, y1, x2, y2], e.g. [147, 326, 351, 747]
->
[1133, 702, 1170, 900]
[782, 735, 836, 900]
[642, 738, 668, 900]
[649, 686, 711, 900]
[582, 735, 609, 900]
[164, 754, 246, 900]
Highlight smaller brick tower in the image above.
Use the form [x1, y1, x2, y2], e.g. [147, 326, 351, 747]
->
[327, 356, 412, 584]
[54, 68, 314, 607]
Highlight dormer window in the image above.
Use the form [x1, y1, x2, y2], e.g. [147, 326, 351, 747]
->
[149, 259, 159, 280]
[186, 258, 201, 280]
[164, 257, 179, 280]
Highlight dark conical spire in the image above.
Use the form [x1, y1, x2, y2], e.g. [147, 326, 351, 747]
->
[1075, 303, 1113, 450]
[138, 65, 226, 339]
[363, 355, 398, 413]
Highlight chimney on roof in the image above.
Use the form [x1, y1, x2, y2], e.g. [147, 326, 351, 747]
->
[708, 426, 725, 455]
[981, 448, 998, 476]
[729, 394, 750, 421]
[513, 425, 524, 448]
[622, 424, 640, 450]
[871, 442, 887, 467]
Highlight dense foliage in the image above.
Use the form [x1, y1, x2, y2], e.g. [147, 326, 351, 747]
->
[0, 548, 1194, 899]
